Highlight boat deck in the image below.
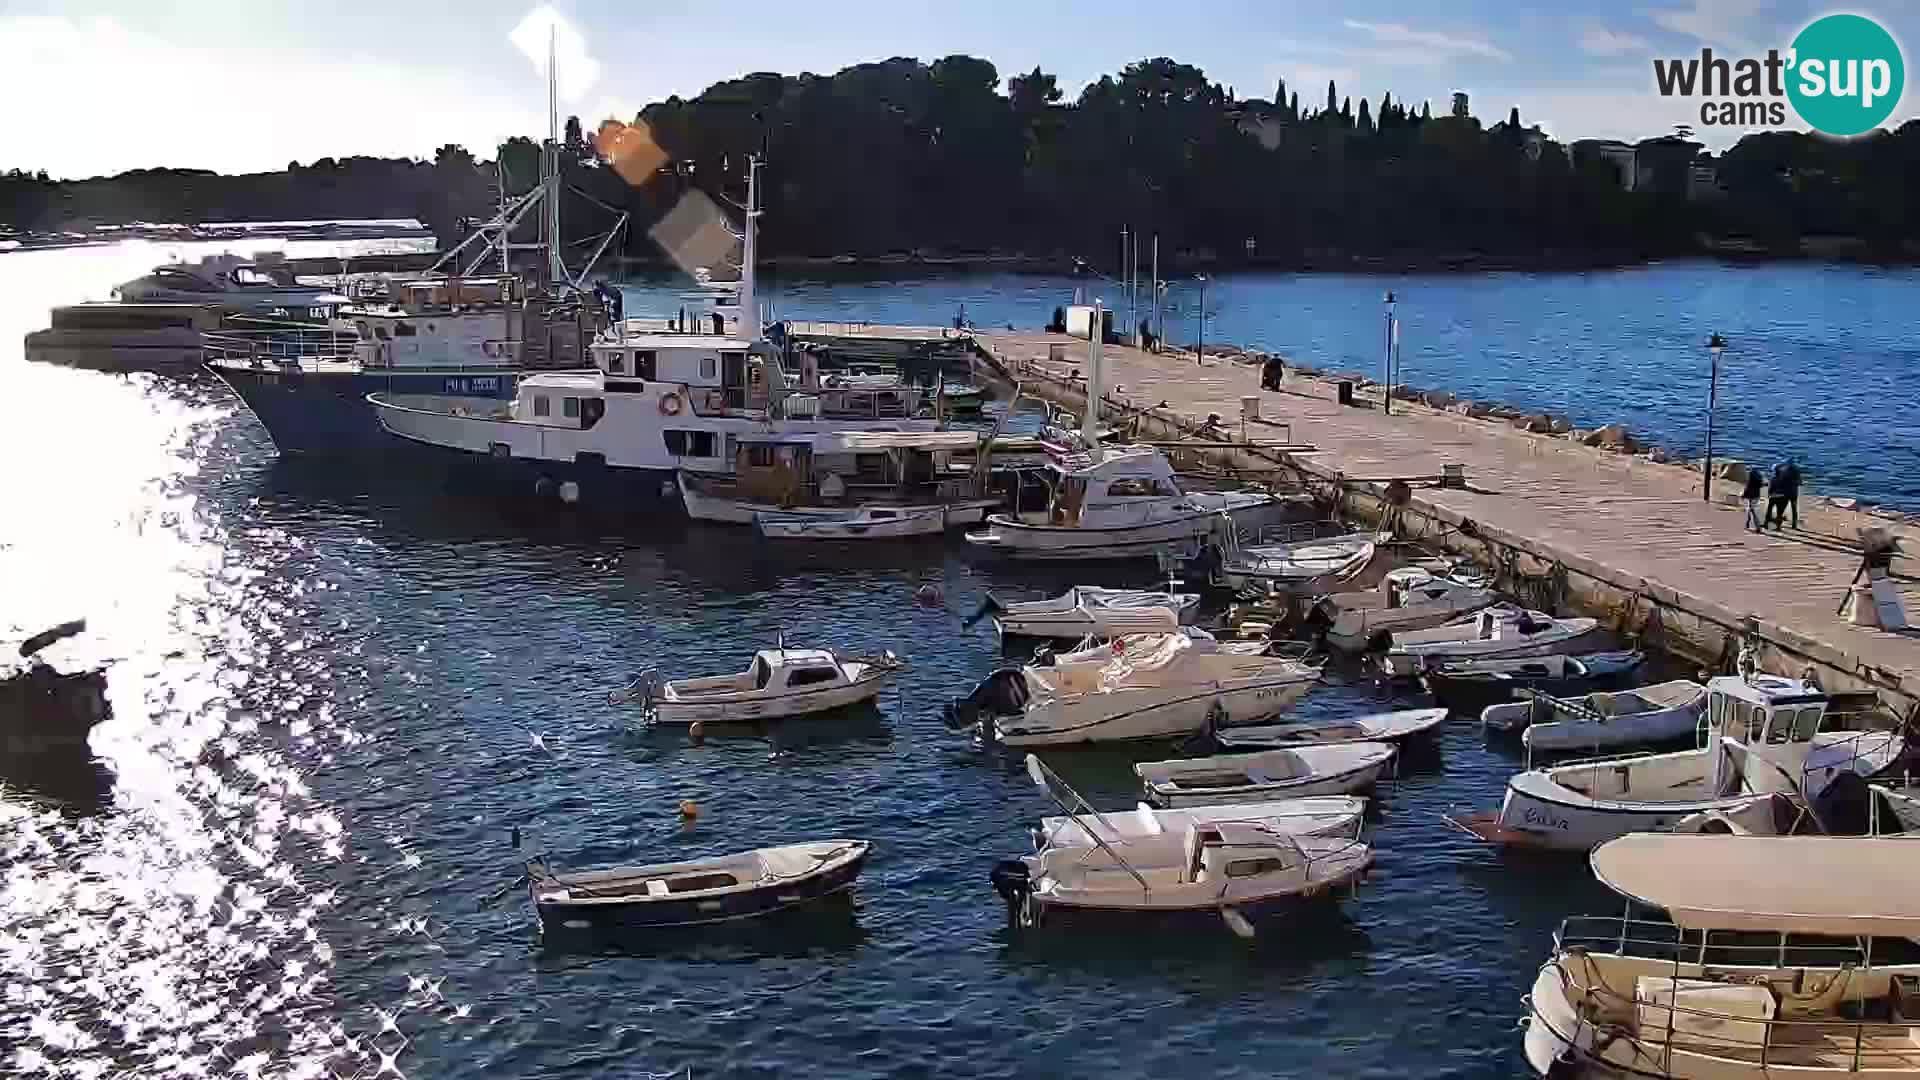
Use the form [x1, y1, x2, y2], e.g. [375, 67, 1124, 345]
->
[973, 331, 1920, 711]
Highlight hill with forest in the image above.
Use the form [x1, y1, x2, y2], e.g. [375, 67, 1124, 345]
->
[3, 56, 1917, 267]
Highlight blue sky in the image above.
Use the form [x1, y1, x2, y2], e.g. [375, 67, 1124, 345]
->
[2, 0, 1914, 177]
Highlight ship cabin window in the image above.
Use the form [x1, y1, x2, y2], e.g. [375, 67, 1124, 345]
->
[786, 667, 840, 688]
[606, 352, 625, 375]
[700, 356, 717, 379]
[533, 395, 551, 417]
[634, 350, 657, 380]
[563, 397, 581, 419]
[394, 322, 417, 337]
[1226, 857, 1290, 878]
[1104, 476, 1178, 498]
[747, 445, 777, 467]
[1768, 705, 1824, 744]
[663, 430, 718, 457]
[752, 657, 772, 690]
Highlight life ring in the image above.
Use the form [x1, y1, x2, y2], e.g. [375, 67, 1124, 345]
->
[659, 393, 683, 416]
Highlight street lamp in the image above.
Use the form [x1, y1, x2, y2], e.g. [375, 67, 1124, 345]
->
[1194, 274, 1209, 362]
[1382, 291, 1397, 415]
[1703, 332, 1727, 502]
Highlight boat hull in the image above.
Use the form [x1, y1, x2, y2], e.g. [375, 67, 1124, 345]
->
[1141, 755, 1393, 808]
[991, 678, 1315, 747]
[654, 672, 893, 724]
[1322, 591, 1498, 652]
[533, 847, 869, 934]
[1452, 779, 1757, 852]
[966, 496, 1286, 562]
[1426, 653, 1646, 716]
[1379, 625, 1604, 678]
[214, 360, 523, 456]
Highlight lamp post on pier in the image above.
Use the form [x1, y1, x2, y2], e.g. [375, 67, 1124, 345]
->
[1194, 274, 1209, 362]
[1382, 290, 1397, 416]
[1703, 332, 1726, 502]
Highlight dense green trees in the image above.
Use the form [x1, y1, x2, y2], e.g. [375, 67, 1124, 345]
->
[3, 54, 1917, 264]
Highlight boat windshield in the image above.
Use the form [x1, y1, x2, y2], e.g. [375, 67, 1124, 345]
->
[752, 657, 772, 690]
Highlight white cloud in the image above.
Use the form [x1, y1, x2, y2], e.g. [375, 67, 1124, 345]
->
[0, 15, 543, 177]
[509, 5, 601, 105]
[1579, 24, 1653, 56]
[1341, 19, 1513, 63]
[1646, 0, 1766, 50]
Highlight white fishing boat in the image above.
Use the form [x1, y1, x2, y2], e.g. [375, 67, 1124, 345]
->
[1213, 707, 1449, 749]
[1136, 742, 1397, 807]
[1377, 604, 1602, 677]
[681, 430, 1001, 531]
[1210, 528, 1382, 594]
[965, 444, 1286, 561]
[1478, 680, 1708, 751]
[990, 756, 1371, 938]
[619, 646, 902, 724]
[1447, 673, 1904, 851]
[1314, 565, 1499, 652]
[984, 586, 1201, 640]
[943, 630, 1321, 746]
[526, 838, 870, 933]
[115, 252, 346, 312]
[1522, 833, 1920, 1078]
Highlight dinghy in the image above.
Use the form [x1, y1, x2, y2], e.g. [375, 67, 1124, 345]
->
[755, 505, 956, 540]
[1446, 674, 1905, 851]
[1213, 707, 1448, 750]
[1136, 742, 1397, 807]
[1314, 566, 1498, 652]
[621, 646, 902, 724]
[1423, 650, 1646, 715]
[526, 839, 870, 933]
[1209, 529, 1382, 594]
[987, 586, 1200, 640]
[1377, 605, 1601, 677]
[1479, 680, 1707, 751]
[990, 756, 1371, 937]
[943, 630, 1321, 746]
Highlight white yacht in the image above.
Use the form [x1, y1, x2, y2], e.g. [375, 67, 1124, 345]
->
[964, 444, 1287, 561]
[1447, 673, 1904, 851]
[116, 253, 345, 312]
[369, 329, 940, 507]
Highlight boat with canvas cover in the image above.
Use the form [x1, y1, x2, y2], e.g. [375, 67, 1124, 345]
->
[1377, 604, 1602, 677]
[617, 645, 902, 725]
[1522, 833, 1920, 1077]
[1423, 650, 1647, 715]
[1213, 707, 1448, 750]
[1446, 674, 1904, 851]
[1479, 680, 1708, 751]
[989, 755, 1372, 938]
[526, 839, 869, 933]
[942, 630, 1320, 746]
[1136, 742, 1397, 807]
[1313, 565, 1498, 652]
[984, 585, 1201, 640]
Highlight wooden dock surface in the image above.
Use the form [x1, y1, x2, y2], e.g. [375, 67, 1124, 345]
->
[975, 330, 1920, 708]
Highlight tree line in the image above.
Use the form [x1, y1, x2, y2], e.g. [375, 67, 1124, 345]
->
[4, 55, 1917, 264]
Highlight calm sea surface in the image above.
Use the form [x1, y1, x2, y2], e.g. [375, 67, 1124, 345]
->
[0, 248, 1907, 1078]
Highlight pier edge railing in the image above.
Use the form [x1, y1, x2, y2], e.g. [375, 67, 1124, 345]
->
[967, 337, 1920, 718]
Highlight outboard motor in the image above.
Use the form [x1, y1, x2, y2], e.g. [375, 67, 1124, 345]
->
[988, 859, 1034, 927]
[942, 667, 1029, 731]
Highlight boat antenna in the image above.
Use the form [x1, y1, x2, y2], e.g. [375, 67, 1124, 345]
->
[543, 25, 568, 289]
[1082, 299, 1104, 450]
[740, 156, 760, 340]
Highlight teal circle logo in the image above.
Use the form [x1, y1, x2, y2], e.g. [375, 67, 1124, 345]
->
[1787, 14, 1904, 136]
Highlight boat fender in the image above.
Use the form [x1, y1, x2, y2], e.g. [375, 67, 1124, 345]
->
[988, 859, 1033, 926]
[534, 476, 555, 498]
[659, 392, 683, 416]
[558, 481, 580, 505]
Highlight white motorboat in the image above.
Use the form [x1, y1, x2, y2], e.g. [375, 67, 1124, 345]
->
[681, 430, 1000, 531]
[1377, 605, 1602, 677]
[619, 646, 902, 725]
[1522, 834, 1920, 1078]
[991, 757, 1370, 937]
[1209, 527, 1382, 594]
[24, 303, 225, 373]
[1447, 674, 1904, 851]
[1424, 650, 1648, 715]
[985, 586, 1201, 640]
[526, 838, 870, 933]
[1478, 680, 1707, 751]
[115, 253, 346, 312]
[1213, 707, 1449, 749]
[1314, 565, 1499, 652]
[944, 630, 1321, 747]
[1136, 742, 1397, 807]
[964, 444, 1288, 561]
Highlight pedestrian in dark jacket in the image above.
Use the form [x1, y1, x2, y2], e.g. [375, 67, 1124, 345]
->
[1741, 468, 1765, 532]
[1261, 355, 1286, 390]
[1780, 458, 1802, 529]
[1766, 462, 1790, 530]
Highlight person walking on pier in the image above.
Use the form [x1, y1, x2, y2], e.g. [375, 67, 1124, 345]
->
[1741, 467, 1765, 532]
[1780, 458, 1802, 529]
[1765, 461, 1791, 530]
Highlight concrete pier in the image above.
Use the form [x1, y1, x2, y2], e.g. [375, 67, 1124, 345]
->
[967, 330, 1920, 714]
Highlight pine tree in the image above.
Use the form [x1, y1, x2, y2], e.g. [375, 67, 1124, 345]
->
[1288, 91, 1299, 119]
[1421, 100, 1432, 121]
[1326, 79, 1338, 115]
[1378, 92, 1393, 130]
[1358, 98, 1373, 133]
[1275, 77, 1287, 109]
[1341, 95, 1352, 124]
[1508, 105, 1521, 129]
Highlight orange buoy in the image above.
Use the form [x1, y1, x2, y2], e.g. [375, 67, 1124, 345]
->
[678, 799, 699, 821]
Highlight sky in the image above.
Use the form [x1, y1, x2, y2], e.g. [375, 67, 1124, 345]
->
[2, 0, 1916, 178]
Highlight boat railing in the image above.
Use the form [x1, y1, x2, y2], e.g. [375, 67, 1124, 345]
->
[1551, 948, 1915, 1072]
[1024, 754, 1152, 897]
[203, 325, 356, 367]
[1556, 916, 1870, 968]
